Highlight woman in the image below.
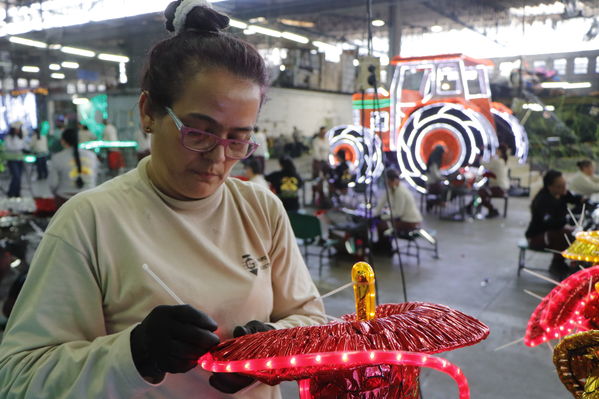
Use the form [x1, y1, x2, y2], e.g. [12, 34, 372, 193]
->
[244, 157, 269, 190]
[266, 156, 304, 212]
[374, 168, 423, 235]
[0, 2, 325, 398]
[569, 159, 599, 197]
[525, 170, 581, 279]
[30, 128, 49, 180]
[48, 128, 98, 208]
[4, 125, 25, 197]
[425, 145, 446, 211]
[476, 144, 510, 218]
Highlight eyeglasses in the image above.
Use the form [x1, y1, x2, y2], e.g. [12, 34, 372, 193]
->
[165, 106, 259, 160]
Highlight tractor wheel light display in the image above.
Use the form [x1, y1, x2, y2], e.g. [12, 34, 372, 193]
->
[397, 102, 497, 193]
[326, 125, 384, 185]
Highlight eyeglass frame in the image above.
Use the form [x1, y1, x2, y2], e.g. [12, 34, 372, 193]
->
[164, 106, 259, 160]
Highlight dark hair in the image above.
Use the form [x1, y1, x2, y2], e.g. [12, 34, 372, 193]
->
[427, 145, 445, 170]
[385, 168, 400, 181]
[336, 149, 346, 161]
[141, 1, 268, 116]
[577, 160, 593, 170]
[244, 158, 262, 175]
[33, 128, 41, 140]
[62, 128, 84, 189]
[497, 144, 509, 162]
[279, 156, 297, 176]
[253, 126, 259, 133]
[543, 169, 562, 189]
[8, 126, 22, 139]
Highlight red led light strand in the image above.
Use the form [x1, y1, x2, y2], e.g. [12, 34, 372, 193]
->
[199, 350, 470, 399]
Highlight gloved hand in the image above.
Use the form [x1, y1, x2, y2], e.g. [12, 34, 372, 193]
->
[130, 305, 220, 381]
[209, 320, 275, 393]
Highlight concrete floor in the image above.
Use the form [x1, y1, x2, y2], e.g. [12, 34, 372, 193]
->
[1, 156, 569, 398]
[279, 194, 568, 398]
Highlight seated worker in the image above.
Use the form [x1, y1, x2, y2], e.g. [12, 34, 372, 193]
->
[570, 160, 599, 197]
[266, 156, 303, 212]
[425, 145, 446, 211]
[329, 149, 352, 196]
[244, 157, 270, 190]
[525, 169, 582, 279]
[474, 144, 510, 218]
[374, 168, 423, 236]
[0, 3, 325, 398]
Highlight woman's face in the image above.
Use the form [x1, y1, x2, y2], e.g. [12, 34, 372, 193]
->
[584, 163, 595, 176]
[142, 68, 262, 200]
[548, 176, 567, 198]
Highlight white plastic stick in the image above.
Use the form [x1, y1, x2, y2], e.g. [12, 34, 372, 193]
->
[142, 264, 184, 305]
[318, 282, 353, 300]
[567, 208, 580, 228]
[522, 268, 561, 286]
[325, 314, 344, 323]
[494, 337, 524, 351]
[523, 289, 544, 301]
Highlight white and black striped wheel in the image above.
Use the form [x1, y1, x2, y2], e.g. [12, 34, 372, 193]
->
[397, 103, 497, 193]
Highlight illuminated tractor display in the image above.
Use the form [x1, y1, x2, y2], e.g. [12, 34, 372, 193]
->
[350, 54, 528, 193]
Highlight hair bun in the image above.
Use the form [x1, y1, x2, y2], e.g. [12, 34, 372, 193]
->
[165, 0, 229, 34]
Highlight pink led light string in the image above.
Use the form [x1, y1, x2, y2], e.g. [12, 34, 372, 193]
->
[524, 266, 599, 347]
[200, 350, 470, 399]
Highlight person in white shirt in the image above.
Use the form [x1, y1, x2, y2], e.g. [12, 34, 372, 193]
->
[49, 128, 98, 208]
[244, 158, 270, 190]
[374, 169, 423, 234]
[425, 145, 446, 211]
[103, 119, 118, 142]
[3, 124, 25, 197]
[312, 126, 329, 179]
[251, 127, 268, 174]
[77, 123, 97, 143]
[476, 144, 510, 218]
[0, 3, 325, 399]
[569, 160, 599, 197]
[30, 128, 49, 180]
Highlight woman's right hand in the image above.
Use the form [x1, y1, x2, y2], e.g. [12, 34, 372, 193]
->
[130, 305, 220, 382]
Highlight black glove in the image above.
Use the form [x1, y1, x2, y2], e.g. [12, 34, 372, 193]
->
[130, 305, 220, 381]
[209, 320, 275, 393]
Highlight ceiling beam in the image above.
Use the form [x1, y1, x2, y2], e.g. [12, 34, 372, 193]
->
[232, 0, 396, 20]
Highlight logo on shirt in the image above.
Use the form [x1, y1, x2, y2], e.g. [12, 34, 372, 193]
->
[242, 254, 270, 276]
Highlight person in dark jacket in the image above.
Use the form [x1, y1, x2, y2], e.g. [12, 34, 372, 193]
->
[525, 169, 582, 278]
[266, 156, 303, 212]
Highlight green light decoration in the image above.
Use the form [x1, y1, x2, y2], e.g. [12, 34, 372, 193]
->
[40, 121, 50, 136]
[77, 94, 108, 139]
[352, 98, 391, 109]
[79, 140, 138, 150]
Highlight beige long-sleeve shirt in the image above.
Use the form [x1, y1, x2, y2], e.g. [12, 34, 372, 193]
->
[569, 171, 599, 197]
[374, 184, 423, 224]
[483, 157, 510, 191]
[0, 156, 325, 399]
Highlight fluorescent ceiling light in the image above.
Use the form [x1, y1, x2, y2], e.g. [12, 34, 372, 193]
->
[229, 19, 247, 29]
[279, 65, 286, 71]
[243, 29, 256, 35]
[51, 72, 65, 79]
[72, 97, 90, 105]
[49, 44, 62, 50]
[21, 66, 40, 73]
[247, 25, 282, 37]
[61, 61, 79, 69]
[281, 31, 309, 44]
[61, 46, 95, 57]
[279, 18, 315, 28]
[313, 41, 337, 50]
[522, 103, 544, 112]
[540, 81, 592, 89]
[49, 64, 61, 71]
[98, 53, 130, 63]
[371, 19, 385, 27]
[9, 36, 47, 48]
[431, 25, 443, 33]
[353, 59, 360, 66]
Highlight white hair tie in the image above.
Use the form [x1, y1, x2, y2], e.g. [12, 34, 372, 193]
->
[173, 0, 213, 35]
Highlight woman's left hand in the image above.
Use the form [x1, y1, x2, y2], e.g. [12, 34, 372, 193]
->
[209, 320, 275, 393]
